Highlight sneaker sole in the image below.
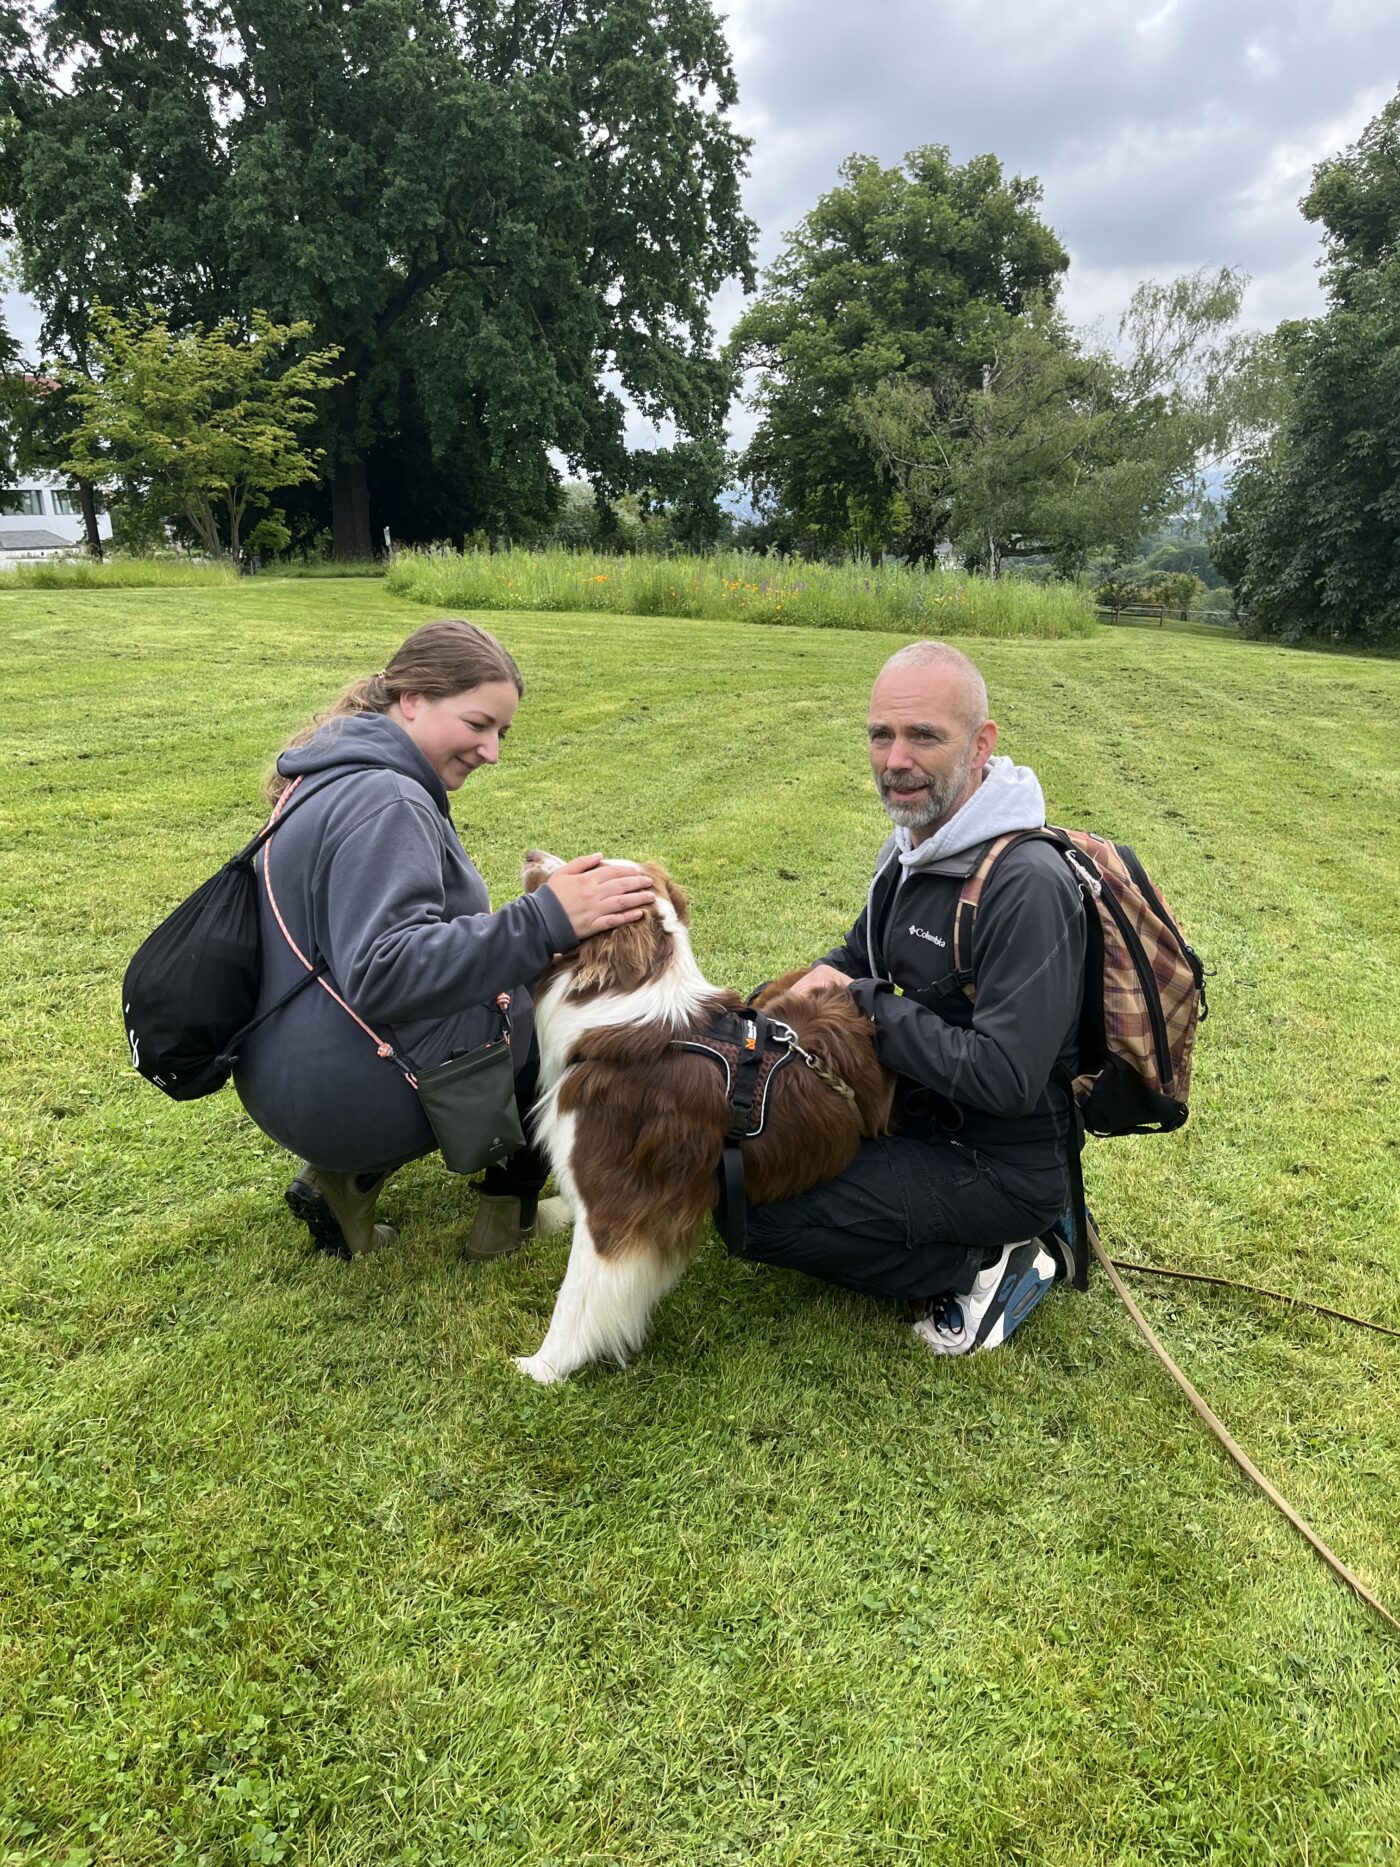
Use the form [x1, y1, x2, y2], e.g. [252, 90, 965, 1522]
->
[972, 1262, 1053, 1352]
[285, 1181, 351, 1261]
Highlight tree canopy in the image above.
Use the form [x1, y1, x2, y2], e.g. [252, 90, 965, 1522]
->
[856, 270, 1253, 576]
[1212, 89, 1400, 643]
[1, 0, 755, 555]
[62, 305, 343, 562]
[727, 146, 1069, 559]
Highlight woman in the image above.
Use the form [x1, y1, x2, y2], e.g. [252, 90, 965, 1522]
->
[234, 618, 653, 1260]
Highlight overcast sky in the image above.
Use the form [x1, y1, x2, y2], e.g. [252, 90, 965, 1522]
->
[696, 0, 1400, 449]
[724, 0, 1399, 328]
[7, 0, 1398, 454]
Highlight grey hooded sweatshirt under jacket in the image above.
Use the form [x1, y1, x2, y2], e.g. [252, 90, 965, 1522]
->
[233, 712, 578, 1173]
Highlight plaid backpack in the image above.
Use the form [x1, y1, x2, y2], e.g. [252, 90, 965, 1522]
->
[953, 827, 1208, 1138]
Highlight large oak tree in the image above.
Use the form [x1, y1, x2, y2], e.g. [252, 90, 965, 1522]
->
[1, 0, 755, 556]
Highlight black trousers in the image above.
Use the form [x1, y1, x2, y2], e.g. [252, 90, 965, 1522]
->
[735, 1134, 1065, 1304]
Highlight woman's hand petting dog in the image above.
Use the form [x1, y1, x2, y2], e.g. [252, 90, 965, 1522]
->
[540, 852, 655, 939]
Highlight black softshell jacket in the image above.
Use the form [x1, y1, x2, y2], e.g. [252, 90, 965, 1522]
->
[822, 835, 1086, 1211]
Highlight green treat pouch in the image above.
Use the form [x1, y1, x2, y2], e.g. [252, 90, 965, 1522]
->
[414, 1035, 525, 1174]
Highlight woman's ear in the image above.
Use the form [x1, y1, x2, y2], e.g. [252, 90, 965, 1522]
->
[396, 690, 424, 723]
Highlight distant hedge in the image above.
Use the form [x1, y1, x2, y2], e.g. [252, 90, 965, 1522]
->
[386, 548, 1097, 639]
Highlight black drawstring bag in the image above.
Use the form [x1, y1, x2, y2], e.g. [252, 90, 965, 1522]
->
[121, 785, 337, 1101]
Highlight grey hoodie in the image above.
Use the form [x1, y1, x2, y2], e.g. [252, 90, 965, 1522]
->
[233, 712, 577, 1173]
[863, 754, 1047, 963]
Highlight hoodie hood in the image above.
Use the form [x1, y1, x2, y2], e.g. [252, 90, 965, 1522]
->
[895, 754, 1045, 869]
[276, 710, 449, 815]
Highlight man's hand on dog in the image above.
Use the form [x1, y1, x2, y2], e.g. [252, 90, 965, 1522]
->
[543, 853, 656, 938]
[784, 962, 855, 998]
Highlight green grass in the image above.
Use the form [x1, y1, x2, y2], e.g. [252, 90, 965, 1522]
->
[4, 582, 1400, 1865]
[386, 546, 1097, 638]
[0, 555, 240, 590]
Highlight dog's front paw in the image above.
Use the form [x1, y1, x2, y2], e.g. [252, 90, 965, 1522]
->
[514, 1352, 565, 1385]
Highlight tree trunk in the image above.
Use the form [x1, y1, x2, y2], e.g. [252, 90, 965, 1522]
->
[330, 375, 373, 559]
[187, 496, 225, 562]
[331, 457, 373, 559]
[78, 480, 103, 561]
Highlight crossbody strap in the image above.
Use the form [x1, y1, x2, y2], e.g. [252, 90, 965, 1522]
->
[261, 775, 511, 1085]
[262, 776, 422, 1086]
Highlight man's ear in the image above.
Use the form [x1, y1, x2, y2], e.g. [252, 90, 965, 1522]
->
[974, 718, 999, 770]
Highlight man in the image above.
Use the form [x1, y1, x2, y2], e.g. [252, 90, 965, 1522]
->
[740, 640, 1085, 1355]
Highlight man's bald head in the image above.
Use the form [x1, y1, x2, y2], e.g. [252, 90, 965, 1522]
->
[877, 641, 989, 734]
[867, 640, 998, 843]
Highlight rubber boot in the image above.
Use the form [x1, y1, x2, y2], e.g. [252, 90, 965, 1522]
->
[286, 1165, 397, 1260]
[463, 1193, 572, 1261]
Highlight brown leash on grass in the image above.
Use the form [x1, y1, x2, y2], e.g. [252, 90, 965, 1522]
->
[1090, 1230, 1400, 1635]
[1109, 1257, 1400, 1339]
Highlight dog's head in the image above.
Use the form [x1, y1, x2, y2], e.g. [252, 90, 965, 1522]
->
[522, 849, 690, 997]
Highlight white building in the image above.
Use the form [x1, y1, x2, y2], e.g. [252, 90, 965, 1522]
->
[0, 470, 113, 566]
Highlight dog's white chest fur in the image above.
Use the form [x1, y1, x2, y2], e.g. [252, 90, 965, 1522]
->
[518, 899, 717, 1385]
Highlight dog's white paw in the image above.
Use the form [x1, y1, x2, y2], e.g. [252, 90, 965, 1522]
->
[514, 1352, 564, 1385]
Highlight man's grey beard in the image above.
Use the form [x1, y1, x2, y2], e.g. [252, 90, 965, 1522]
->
[879, 749, 976, 831]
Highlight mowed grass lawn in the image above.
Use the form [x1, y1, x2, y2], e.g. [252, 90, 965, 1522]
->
[3, 582, 1399, 1866]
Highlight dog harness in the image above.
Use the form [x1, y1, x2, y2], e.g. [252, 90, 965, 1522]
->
[674, 1006, 857, 1253]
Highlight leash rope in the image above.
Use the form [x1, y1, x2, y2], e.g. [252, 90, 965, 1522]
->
[1090, 1228, 1400, 1635]
[1109, 1257, 1400, 1340]
[765, 1018, 858, 1107]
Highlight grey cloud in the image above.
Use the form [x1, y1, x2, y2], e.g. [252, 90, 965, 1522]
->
[723, 0, 1400, 336]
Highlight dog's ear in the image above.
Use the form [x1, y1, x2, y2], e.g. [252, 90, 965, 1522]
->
[650, 865, 689, 927]
[522, 849, 563, 894]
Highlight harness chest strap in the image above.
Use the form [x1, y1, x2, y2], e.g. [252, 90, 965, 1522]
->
[680, 1007, 860, 1253]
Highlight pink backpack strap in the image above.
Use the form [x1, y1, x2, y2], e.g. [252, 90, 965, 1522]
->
[260, 776, 511, 1087]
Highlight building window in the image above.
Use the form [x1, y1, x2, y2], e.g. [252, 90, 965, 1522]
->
[50, 489, 79, 516]
[15, 489, 44, 515]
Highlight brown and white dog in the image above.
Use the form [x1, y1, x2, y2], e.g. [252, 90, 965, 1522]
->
[514, 851, 894, 1383]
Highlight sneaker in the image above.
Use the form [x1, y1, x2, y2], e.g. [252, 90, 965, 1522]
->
[1039, 1206, 1101, 1287]
[912, 1238, 1057, 1357]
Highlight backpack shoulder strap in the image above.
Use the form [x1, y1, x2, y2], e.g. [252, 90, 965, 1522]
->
[951, 829, 1061, 1003]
